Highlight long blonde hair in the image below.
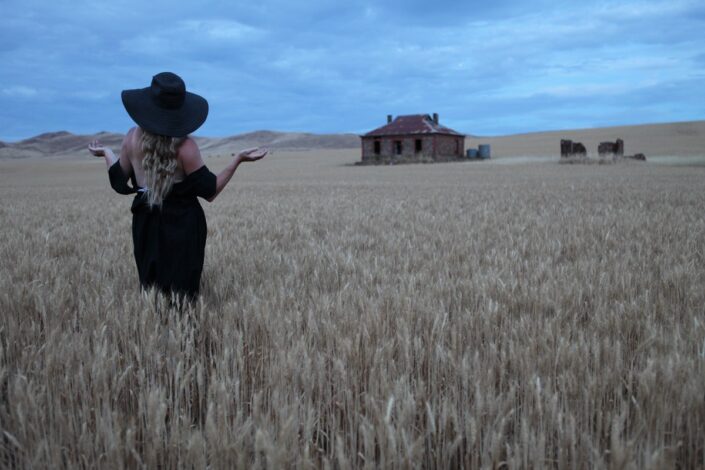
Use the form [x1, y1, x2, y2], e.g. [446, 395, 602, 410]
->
[140, 129, 186, 207]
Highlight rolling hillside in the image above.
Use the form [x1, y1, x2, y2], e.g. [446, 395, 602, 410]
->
[1, 121, 703, 160]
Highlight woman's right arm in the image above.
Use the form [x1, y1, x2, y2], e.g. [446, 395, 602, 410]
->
[89, 128, 136, 195]
[88, 128, 134, 172]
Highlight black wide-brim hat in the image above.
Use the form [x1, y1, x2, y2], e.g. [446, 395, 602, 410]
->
[121, 72, 208, 137]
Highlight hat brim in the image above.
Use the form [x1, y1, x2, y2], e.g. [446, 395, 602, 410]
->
[121, 87, 209, 137]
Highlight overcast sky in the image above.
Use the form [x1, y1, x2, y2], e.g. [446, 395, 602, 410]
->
[1, 0, 703, 141]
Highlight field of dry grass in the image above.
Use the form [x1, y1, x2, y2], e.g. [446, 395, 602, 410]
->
[1, 150, 704, 468]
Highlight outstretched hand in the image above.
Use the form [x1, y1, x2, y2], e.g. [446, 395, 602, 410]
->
[234, 147, 268, 163]
[88, 140, 107, 157]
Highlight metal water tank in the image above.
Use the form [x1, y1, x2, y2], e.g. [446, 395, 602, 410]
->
[478, 144, 491, 159]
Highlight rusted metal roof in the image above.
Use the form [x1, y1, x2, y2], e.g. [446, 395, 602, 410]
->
[363, 114, 464, 137]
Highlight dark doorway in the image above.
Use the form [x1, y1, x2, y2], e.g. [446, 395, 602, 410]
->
[374, 140, 381, 155]
[394, 140, 403, 155]
[415, 139, 422, 153]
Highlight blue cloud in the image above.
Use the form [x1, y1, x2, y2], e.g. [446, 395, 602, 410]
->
[0, 0, 703, 141]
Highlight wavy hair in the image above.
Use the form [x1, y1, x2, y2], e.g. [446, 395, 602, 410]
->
[140, 129, 186, 208]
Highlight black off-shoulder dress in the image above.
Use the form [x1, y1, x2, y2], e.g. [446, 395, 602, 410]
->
[108, 161, 217, 299]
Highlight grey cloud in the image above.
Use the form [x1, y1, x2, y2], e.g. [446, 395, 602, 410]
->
[0, 0, 703, 139]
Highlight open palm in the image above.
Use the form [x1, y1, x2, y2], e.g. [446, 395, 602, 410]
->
[235, 147, 268, 162]
[88, 140, 107, 157]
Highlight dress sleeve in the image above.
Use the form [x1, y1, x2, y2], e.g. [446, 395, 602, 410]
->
[108, 161, 137, 195]
[183, 165, 217, 200]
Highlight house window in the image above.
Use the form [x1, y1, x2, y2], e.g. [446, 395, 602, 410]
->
[394, 140, 402, 155]
[415, 139, 422, 153]
[374, 140, 381, 155]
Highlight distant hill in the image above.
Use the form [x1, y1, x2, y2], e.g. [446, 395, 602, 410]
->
[467, 121, 705, 158]
[196, 130, 360, 155]
[0, 130, 360, 160]
[1, 121, 703, 160]
[0, 131, 125, 159]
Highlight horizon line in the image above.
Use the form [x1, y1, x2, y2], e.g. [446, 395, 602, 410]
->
[2, 119, 704, 143]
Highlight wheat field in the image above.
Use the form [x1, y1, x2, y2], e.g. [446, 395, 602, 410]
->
[1, 151, 704, 468]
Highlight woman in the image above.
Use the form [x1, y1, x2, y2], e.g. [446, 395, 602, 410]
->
[88, 72, 266, 299]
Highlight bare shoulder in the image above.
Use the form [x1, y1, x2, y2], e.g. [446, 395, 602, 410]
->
[178, 137, 206, 175]
[121, 126, 140, 154]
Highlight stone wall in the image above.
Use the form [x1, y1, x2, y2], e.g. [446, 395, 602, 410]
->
[561, 139, 587, 158]
[435, 135, 464, 159]
[598, 139, 624, 157]
[361, 135, 464, 161]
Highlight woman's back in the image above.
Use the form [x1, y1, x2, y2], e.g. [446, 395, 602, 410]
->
[125, 127, 186, 189]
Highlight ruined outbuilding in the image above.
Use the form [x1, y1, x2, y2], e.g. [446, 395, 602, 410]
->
[560, 137, 646, 162]
[598, 139, 624, 157]
[361, 114, 465, 163]
[560, 139, 587, 158]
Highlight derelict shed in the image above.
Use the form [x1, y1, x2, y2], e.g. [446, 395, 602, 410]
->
[361, 113, 465, 162]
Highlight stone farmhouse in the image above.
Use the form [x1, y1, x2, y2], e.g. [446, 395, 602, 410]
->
[361, 114, 465, 162]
